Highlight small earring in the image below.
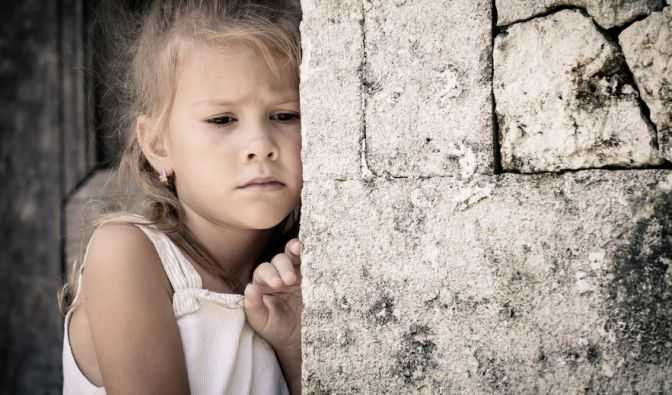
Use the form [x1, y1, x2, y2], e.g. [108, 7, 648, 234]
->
[159, 169, 169, 184]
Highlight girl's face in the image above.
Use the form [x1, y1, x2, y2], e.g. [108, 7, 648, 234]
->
[162, 42, 302, 230]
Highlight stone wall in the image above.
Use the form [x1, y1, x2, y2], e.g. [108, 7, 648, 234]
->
[299, 0, 672, 392]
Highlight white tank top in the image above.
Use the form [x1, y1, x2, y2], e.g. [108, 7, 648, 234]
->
[62, 215, 290, 395]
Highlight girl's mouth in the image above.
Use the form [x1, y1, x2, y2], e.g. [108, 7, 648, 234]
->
[241, 181, 284, 190]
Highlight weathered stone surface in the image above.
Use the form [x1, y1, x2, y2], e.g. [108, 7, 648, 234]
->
[300, 170, 672, 393]
[494, 9, 662, 173]
[363, 0, 493, 178]
[496, 0, 665, 29]
[299, 0, 363, 181]
[620, 6, 672, 162]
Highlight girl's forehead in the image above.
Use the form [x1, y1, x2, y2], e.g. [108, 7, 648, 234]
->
[175, 42, 298, 103]
[182, 40, 296, 75]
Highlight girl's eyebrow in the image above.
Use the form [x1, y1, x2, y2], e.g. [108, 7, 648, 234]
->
[192, 95, 299, 107]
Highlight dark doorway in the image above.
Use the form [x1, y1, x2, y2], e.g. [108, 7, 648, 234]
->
[0, 1, 143, 393]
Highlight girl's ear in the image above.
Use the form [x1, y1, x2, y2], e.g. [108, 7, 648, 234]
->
[136, 114, 173, 173]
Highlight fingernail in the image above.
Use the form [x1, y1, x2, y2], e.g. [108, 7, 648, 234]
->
[293, 240, 302, 254]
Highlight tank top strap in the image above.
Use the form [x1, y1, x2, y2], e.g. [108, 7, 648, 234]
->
[131, 221, 245, 316]
[131, 222, 203, 292]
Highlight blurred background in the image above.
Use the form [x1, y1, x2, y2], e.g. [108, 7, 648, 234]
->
[1, 2, 143, 393]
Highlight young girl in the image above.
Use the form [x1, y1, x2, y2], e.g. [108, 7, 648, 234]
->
[59, 1, 304, 394]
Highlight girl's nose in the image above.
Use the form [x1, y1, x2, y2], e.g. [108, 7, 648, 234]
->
[245, 147, 277, 161]
[243, 131, 279, 162]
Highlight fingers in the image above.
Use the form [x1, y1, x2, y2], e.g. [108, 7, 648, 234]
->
[285, 238, 302, 259]
[244, 283, 263, 306]
[253, 261, 284, 289]
[272, 253, 299, 285]
[243, 283, 268, 325]
[252, 257, 301, 290]
[283, 239, 302, 274]
[249, 238, 303, 295]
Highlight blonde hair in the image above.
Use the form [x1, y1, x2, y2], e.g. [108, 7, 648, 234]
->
[58, 0, 302, 315]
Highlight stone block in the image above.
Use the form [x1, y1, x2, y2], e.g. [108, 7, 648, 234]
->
[363, 0, 493, 178]
[300, 170, 672, 392]
[494, 9, 662, 173]
[620, 6, 672, 162]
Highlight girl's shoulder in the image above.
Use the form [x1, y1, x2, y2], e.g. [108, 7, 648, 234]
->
[86, 213, 166, 261]
[82, 215, 174, 302]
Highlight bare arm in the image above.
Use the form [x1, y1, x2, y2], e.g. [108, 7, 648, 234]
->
[82, 224, 190, 395]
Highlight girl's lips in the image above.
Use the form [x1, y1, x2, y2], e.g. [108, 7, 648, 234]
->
[240, 181, 284, 190]
[239, 176, 283, 188]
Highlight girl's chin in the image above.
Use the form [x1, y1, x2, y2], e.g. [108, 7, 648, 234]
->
[238, 211, 292, 230]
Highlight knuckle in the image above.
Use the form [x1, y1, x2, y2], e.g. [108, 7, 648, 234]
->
[271, 253, 291, 267]
[253, 262, 271, 279]
[263, 257, 298, 288]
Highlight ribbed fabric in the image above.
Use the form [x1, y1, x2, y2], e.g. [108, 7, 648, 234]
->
[62, 215, 290, 395]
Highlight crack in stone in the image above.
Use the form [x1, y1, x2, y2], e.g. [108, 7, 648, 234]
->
[495, 3, 666, 31]
[323, 162, 672, 183]
[501, 162, 672, 175]
[359, 0, 377, 180]
[496, 4, 592, 30]
[593, 14, 662, 150]
[492, 0, 503, 175]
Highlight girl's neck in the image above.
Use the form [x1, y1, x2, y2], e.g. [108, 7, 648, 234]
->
[181, 205, 274, 288]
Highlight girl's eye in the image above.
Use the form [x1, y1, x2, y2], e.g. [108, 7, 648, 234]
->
[206, 115, 236, 126]
[270, 112, 300, 122]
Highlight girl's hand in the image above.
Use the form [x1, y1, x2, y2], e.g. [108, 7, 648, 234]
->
[244, 238, 303, 350]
